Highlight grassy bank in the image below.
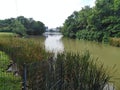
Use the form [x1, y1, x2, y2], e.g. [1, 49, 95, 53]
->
[0, 51, 21, 90]
[0, 32, 16, 37]
[0, 37, 49, 64]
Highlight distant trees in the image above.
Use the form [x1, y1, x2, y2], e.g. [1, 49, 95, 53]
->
[28, 21, 45, 35]
[61, 0, 120, 42]
[12, 20, 26, 36]
[0, 16, 46, 36]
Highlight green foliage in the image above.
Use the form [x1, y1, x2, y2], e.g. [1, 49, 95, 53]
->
[0, 37, 48, 65]
[12, 20, 26, 36]
[61, 11, 80, 38]
[25, 51, 111, 90]
[59, 51, 110, 90]
[0, 32, 16, 38]
[5, 48, 111, 90]
[0, 16, 46, 36]
[0, 36, 112, 90]
[0, 52, 10, 71]
[76, 30, 104, 42]
[27, 21, 45, 35]
[61, 0, 120, 43]
[0, 51, 21, 90]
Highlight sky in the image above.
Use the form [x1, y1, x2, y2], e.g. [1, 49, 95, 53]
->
[0, 0, 95, 28]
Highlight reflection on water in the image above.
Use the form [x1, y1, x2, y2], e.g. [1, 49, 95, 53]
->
[44, 32, 64, 54]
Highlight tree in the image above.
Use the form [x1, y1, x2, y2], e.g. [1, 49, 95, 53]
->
[12, 19, 26, 36]
[0, 16, 46, 36]
[26, 21, 45, 35]
[61, 0, 120, 41]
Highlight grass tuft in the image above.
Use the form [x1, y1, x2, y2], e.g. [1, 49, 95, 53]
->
[0, 51, 21, 90]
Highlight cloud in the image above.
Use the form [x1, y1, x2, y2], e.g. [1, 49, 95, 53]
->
[0, 0, 17, 19]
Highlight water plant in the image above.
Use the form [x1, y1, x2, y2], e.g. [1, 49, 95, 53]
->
[26, 51, 111, 90]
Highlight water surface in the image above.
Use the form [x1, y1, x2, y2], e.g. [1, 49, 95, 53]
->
[43, 32, 120, 89]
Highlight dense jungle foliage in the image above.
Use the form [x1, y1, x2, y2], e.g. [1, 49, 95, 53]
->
[61, 0, 120, 42]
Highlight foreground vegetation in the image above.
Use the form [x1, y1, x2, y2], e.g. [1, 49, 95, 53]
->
[25, 51, 112, 90]
[0, 51, 21, 90]
[61, 0, 120, 46]
[0, 35, 113, 90]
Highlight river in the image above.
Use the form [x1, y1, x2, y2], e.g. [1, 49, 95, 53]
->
[43, 32, 120, 89]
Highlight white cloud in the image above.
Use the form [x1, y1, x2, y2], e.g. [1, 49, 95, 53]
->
[0, 0, 17, 19]
[0, 0, 95, 28]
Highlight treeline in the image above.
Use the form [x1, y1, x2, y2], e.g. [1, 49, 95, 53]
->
[0, 16, 46, 36]
[61, 0, 120, 42]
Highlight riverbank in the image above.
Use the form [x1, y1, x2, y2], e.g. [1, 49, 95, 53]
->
[0, 51, 21, 90]
[0, 33, 113, 90]
[61, 0, 120, 48]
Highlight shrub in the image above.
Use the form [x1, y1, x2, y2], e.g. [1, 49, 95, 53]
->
[76, 30, 104, 42]
[109, 38, 120, 47]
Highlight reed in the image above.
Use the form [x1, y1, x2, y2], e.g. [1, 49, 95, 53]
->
[26, 51, 111, 90]
[0, 36, 51, 81]
[0, 37, 49, 64]
[55, 51, 111, 90]
[0, 36, 112, 90]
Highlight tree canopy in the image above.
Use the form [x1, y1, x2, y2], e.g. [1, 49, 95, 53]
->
[0, 16, 46, 36]
[61, 0, 120, 42]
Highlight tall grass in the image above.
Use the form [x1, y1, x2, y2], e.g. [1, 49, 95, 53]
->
[0, 37, 49, 64]
[0, 32, 16, 37]
[109, 38, 120, 47]
[0, 51, 21, 90]
[56, 51, 111, 90]
[0, 36, 112, 90]
[26, 51, 111, 90]
[0, 36, 51, 81]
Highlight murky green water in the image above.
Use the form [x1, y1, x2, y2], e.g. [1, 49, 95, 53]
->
[43, 32, 120, 89]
